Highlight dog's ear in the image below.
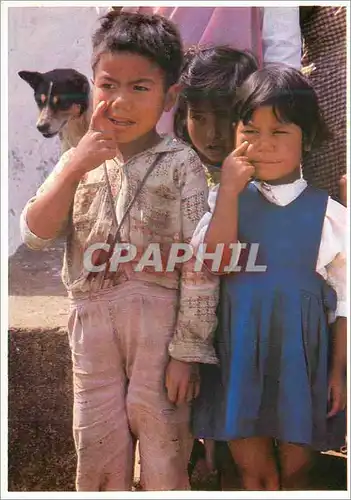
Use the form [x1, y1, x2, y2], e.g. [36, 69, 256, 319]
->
[18, 70, 43, 90]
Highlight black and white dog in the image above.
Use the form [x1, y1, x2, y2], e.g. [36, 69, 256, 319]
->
[19, 68, 92, 153]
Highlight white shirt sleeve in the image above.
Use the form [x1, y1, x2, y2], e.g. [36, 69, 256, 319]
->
[262, 7, 302, 69]
[20, 202, 58, 250]
[190, 185, 219, 250]
[317, 198, 348, 319]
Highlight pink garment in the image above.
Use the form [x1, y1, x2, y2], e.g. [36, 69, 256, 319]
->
[124, 6, 262, 56]
[121, 6, 263, 133]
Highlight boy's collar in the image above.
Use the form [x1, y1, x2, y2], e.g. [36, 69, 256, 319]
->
[112, 135, 185, 166]
[148, 134, 187, 154]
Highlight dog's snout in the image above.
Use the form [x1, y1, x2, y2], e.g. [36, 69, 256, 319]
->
[37, 123, 50, 133]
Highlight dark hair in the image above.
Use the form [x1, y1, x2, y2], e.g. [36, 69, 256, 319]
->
[174, 45, 258, 143]
[91, 11, 183, 89]
[232, 64, 331, 150]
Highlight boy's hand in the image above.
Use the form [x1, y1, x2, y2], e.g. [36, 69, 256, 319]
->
[327, 369, 347, 418]
[165, 358, 200, 406]
[70, 101, 119, 177]
[220, 141, 255, 196]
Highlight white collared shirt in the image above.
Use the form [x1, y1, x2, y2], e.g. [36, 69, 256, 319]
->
[192, 179, 347, 319]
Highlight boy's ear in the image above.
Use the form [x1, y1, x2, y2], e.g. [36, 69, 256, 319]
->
[18, 70, 43, 90]
[164, 83, 181, 112]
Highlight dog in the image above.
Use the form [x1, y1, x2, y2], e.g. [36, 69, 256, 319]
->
[18, 68, 92, 153]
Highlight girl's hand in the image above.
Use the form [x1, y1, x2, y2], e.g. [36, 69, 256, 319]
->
[70, 101, 119, 178]
[165, 359, 200, 406]
[327, 370, 347, 418]
[339, 175, 347, 206]
[220, 141, 255, 196]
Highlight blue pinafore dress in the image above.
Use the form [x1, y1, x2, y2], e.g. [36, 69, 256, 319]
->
[192, 183, 345, 451]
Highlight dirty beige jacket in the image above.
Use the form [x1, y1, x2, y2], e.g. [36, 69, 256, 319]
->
[20, 136, 219, 364]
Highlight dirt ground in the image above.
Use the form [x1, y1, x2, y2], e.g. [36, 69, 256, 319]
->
[8, 240, 74, 491]
[8, 241, 347, 491]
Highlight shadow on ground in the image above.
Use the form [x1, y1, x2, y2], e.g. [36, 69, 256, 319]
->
[9, 240, 66, 297]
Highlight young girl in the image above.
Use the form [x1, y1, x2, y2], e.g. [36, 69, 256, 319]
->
[173, 45, 258, 488]
[20, 11, 219, 491]
[191, 64, 347, 490]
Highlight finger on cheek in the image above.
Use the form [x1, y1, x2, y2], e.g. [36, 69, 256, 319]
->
[246, 142, 255, 157]
[232, 122, 238, 144]
[95, 100, 106, 114]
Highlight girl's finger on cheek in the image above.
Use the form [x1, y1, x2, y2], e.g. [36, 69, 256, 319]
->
[246, 142, 255, 157]
[232, 122, 237, 148]
[233, 141, 249, 157]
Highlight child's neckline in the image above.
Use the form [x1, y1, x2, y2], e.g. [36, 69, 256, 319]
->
[112, 135, 183, 166]
[251, 179, 309, 209]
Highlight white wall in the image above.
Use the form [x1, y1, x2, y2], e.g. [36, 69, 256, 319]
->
[8, 6, 109, 256]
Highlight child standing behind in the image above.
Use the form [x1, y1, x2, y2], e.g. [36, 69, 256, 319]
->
[174, 45, 258, 188]
[20, 11, 218, 491]
[192, 65, 347, 490]
[173, 45, 258, 487]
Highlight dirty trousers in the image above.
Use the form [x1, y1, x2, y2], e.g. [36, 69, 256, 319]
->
[68, 281, 193, 491]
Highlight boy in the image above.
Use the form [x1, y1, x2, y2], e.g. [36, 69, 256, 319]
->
[20, 11, 218, 491]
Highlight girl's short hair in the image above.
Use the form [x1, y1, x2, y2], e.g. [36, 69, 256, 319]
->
[232, 64, 331, 150]
[91, 11, 183, 89]
[174, 45, 258, 143]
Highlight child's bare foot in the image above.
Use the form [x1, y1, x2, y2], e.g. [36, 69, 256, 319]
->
[190, 457, 220, 490]
[188, 439, 220, 490]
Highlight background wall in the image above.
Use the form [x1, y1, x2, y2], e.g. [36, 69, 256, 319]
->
[8, 6, 109, 256]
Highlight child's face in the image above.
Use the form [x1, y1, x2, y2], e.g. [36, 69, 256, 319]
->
[186, 105, 233, 166]
[235, 106, 302, 183]
[93, 52, 177, 145]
